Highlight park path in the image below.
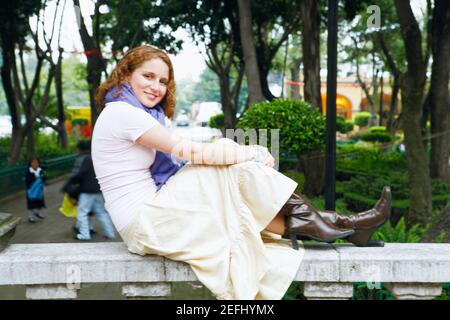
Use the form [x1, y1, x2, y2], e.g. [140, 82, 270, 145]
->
[0, 175, 120, 244]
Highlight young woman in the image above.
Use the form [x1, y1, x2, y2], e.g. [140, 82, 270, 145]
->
[92, 45, 391, 300]
[25, 159, 46, 223]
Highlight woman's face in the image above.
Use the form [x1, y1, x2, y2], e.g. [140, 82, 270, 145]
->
[128, 58, 170, 108]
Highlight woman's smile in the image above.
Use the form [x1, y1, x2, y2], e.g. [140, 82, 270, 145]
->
[129, 58, 169, 108]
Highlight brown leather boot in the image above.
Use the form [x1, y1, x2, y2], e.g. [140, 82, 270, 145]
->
[280, 194, 355, 250]
[317, 186, 391, 247]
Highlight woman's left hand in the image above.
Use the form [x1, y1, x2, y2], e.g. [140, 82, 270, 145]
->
[262, 152, 275, 168]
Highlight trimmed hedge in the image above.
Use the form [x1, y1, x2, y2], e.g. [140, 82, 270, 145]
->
[354, 112, 374, 127]
[337, 116, 354, 133]
[208, 113, 225, 130]
[237, 99, 326, 156]
[358, 131, 393, 143]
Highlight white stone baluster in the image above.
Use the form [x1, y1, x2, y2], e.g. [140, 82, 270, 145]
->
[303, 282, 354, 300]
[384, 283, 443, 300]
[26, 284, 78, 299]
[122, 282, 171, 299]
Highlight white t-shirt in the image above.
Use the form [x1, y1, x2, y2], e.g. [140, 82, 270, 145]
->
[92, 101, 160, 231]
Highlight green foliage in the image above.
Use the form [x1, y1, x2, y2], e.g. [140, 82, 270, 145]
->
[357, 131, 393, 143]
[352, 283, 394, 300]
[282, 282, 306, 300]
[237, 99, 326, 157]
[354, 112, 372, 127]
[281, 171, 305, 194]
[34, 133, 77, 160]
[0, 134, 77, 166]
[372, 217, 427, 243]
[369, 126, 387, 133]
[336, 116, 354, 133]
[101, 0, 182, 54]
[337, 148, 407, 174]
[435, 284, 450, 300]
[208, 113, 225, 130]
[61, 56, 90, 106]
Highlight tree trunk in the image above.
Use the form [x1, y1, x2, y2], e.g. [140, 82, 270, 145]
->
[301, 152, 325, 197]
[429, 0, 450, 182]
[218, 72, 237, 129]
[290, 57, 302, 100]
[26, 128, 35, 161]
[395, 0, 433, 226]
[386, 75, 400, 133]
[237, 0, 265, 107]
[8, 133, 25, 165]
[55, 48, 68, 149]
[0, 38, 23, 166]
[73, 0, 105, 126]
[205, 39, 244, 130]
[300, 0, 322, 111]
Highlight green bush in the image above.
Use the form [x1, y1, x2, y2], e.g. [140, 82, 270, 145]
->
[0, 133, 77, 166]
[237, 99, 326, 157]
[358, 131, 393, 143]
[354, 112, 373, 127]
[34, 133, 77, 160]
[337, 148, 407, 174]
[208, 113, 225, 130]
[369, 126, 387, 133]
[337, 116, 354, 133]
[281, 171, 305, 194]
[372, 217, 427, 243]
[340, 171, 450, 217]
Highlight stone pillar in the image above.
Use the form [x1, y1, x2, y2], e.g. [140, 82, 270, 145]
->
[384, 283, 443, 300]
[122, 282, 171, 300]
[26, 284, 78, 299]
[303, 282, 354, 300]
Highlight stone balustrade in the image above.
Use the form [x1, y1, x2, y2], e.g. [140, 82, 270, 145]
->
[0, 242, 449, 300]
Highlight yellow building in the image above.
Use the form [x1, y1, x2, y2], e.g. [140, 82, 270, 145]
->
[65, 106, 92, 138]
[289, 76, 397, 121]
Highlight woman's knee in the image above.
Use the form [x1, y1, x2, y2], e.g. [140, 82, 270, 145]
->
[214, 137, 238, 146]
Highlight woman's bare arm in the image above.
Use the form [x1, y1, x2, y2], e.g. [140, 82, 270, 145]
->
[136, 124, 270, 165]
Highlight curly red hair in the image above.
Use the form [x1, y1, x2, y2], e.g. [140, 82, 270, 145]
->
[95, 45, 176, 119]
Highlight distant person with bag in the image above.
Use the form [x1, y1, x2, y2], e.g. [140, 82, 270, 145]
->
[65, 140, 116, 241]
[25, 159, 46, 223]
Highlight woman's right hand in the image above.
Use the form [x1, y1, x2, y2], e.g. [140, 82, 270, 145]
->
[253, 145, 275, 168]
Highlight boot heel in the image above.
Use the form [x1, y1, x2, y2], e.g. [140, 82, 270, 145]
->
[289, 234, 299, 250]
[347, 228, 377, 247]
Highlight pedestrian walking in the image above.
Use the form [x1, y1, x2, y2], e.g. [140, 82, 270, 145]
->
[66, 140, 116, 241]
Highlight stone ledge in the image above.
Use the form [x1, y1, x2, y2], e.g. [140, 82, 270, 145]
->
[1, 242, 449, 286]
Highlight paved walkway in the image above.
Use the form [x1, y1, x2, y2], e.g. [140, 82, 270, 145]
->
[0, 175, 120, 244]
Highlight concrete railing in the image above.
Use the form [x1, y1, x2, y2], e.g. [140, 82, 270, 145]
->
[1, 242, 449, 300]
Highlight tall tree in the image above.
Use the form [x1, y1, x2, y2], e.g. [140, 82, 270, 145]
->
[157, 0, 245, 129]
[394, 0, 432, 225]
[0, 1, 41, 164]
[73, 0, 182, 126]
[0, 0, 61, 165]
[300, 0, 321, 111]
[428, 0, 450, 182]
[72, 0, 106, 126]
[252, 0, 302, 101]
[237, 0, 265, 106]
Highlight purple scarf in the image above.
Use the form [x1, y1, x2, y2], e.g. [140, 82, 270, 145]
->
[104, 82, 185, 190]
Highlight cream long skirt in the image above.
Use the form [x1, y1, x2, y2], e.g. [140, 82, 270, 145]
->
[120, 142, 305, 300]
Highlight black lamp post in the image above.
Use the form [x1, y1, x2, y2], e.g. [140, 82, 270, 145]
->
[325, 0, 338, 211]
